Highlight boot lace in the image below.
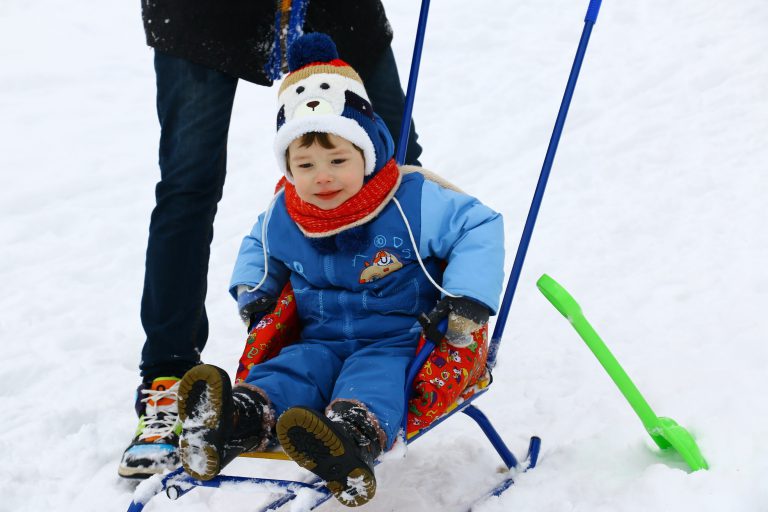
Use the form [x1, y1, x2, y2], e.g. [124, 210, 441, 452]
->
[139, 381, 180, 441]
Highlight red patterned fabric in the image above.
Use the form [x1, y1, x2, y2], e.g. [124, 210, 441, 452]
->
[233, 282, 490, 437]
[283, 158, 400, 236]
[406, 326, 489, 436]
[234, 283, 301, 384]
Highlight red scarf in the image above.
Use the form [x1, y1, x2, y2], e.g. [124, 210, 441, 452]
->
[279, 158, 401, 238]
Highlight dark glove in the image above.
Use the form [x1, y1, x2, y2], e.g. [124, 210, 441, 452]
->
[419, 296, 490, 347]
[237, 288, 276, 332]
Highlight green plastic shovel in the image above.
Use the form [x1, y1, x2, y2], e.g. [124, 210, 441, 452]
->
[536, 274, 708, 472]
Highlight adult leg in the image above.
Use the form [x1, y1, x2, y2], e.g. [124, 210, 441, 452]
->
[360, 46, 422, 166]
[140, 51, 238, 380]
[121, 52, 239, 479]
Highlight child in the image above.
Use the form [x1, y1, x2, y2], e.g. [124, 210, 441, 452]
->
[176, 33, 504, 507]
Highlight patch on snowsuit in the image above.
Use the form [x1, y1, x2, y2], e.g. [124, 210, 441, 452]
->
[359, 249, 404, 283]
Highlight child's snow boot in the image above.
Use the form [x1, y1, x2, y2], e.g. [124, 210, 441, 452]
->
[177, 364, 272, 480]
[118, 376, 182, 478]
[277, 401, 383, 507]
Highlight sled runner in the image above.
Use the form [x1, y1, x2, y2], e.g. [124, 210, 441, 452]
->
[127, 0, 606, 509]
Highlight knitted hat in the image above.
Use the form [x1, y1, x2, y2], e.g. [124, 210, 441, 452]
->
[274, 33, 394, 181]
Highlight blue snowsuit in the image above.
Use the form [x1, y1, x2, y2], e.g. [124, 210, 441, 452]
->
[230, 170, 504, 446]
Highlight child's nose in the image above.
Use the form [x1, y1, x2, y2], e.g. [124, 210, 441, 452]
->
[315, 167, 333, 182]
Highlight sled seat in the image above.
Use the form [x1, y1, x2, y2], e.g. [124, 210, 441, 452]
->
[239, 372, 490, 455]
[237, 367, 493, 461]
[239, 444, 291, 461]
[234, 281, 494, 443]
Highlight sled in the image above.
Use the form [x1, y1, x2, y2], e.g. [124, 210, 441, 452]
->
[127, 334, 542, 512]
[126, 0, 607, 508]
[128, 412, 539, 512]
[127, 276, 540, 512]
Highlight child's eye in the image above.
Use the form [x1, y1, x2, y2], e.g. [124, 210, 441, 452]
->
[331, 159, 346, 165]
[297, 163, 313, 169]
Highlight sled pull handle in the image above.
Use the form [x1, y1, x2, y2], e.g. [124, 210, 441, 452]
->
[396, 0, 431, 165]
[585, 0, 602, 23]
[489, 0, 604, 368]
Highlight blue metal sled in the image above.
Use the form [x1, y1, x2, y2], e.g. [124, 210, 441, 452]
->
[127, 382, 541, 512]
[128, 327, 541, 511]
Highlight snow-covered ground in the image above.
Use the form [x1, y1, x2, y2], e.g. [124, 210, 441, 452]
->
[2, 1, 767, 511]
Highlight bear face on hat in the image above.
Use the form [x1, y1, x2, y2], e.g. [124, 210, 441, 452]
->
[273, 33, 394, 181]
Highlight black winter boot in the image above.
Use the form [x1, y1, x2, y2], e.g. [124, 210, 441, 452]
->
[177, 364, 271, 480]
[276, 402, 383, 507]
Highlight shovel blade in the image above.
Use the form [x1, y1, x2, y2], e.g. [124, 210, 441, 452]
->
[650, 417, 709, 472]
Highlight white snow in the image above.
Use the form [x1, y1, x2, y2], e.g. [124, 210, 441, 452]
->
[179, 387, 216, 476]
[1, 0, 767, 511]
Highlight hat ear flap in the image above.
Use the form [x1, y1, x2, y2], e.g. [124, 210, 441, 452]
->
[373, 113, 395, 168]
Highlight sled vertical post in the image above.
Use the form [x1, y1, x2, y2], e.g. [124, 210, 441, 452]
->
[489, 0, 603, 368]
[395, 0, 431, 165]
[462, 405, 520, 469]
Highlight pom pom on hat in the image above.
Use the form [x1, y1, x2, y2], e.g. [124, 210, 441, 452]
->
[274, 33, 395, 182]
[287, 33, 339, 72]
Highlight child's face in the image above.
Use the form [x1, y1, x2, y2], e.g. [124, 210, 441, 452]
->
[288, 134, 365, 210]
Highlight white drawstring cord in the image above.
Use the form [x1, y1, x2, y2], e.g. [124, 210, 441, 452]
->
[245, 192, 457, 300]
[392, 197, 459, 299]
[246, 190, 283, 294]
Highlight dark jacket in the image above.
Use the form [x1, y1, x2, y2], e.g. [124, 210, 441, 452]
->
[141, 0, 393, 85]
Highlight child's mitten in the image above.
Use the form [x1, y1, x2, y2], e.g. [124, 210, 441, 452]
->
[419, 296, 490, 347]
[236, 286, 276, 331]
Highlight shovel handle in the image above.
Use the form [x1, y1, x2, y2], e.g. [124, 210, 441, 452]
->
[537, 275, 661, 433]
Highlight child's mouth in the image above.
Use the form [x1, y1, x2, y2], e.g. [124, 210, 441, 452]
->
[315, 190, 341, 200]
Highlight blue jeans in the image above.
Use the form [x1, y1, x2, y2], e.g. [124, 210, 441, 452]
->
[140, 50, 421, 379]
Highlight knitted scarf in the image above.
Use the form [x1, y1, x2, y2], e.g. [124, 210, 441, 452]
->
[281, 158, 401, 238]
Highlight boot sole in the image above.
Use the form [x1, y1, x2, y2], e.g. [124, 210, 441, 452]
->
[117, 465, 165, 479]
[177, 365, 229, 481]
[117, 443, 179, 479]
[277, 408, 376, 507]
